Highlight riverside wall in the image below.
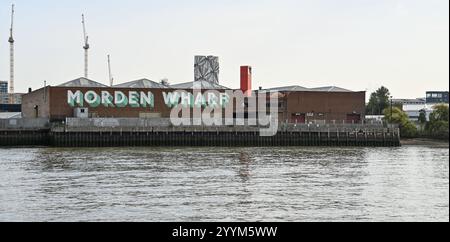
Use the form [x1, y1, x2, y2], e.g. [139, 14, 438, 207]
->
[0, 118, 401, 147]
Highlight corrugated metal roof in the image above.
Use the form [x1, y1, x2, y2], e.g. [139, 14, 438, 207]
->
[114, 79, 169, 88]
[265, 85, 310, 92]
[308, 86, 354, 92]
[264, 85, 355, 92]
[58, 77, 108, 88]
[171, 80, 230, 90]
[392, 98, 426, 104]
[0, 112, 21, 119]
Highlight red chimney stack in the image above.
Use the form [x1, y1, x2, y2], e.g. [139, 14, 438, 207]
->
[240, 66, 252, 96]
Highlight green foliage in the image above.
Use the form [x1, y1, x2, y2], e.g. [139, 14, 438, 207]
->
[417, 110, 427, 132]
[429, 104, 449, 122]
[366, 86, 391, 115]
[418, 110, 427, 125]
[384, 107, 417, 138]
[401, 121, 418, 138]
[425, 104, 449, 138]
[383, 107, 407, 124]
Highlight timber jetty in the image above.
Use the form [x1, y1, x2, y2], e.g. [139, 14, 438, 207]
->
[0, 118, 401, 147]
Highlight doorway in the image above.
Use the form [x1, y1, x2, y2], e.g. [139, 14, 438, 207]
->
[291, 113, 306, 124]
[346, 113, 361, 124]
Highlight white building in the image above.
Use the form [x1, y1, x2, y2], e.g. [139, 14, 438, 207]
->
[0, 80, 23, 105]
[0, 93, 23, 105]
[393, 98, 448, 122]
[0, 81, 8, 104]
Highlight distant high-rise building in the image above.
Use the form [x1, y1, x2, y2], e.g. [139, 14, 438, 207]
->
[0, 80, 23, 105]
[0, 81, 7, 94]
[426, 91, 449, 104]
[0, 81, 9, 104]
[12, 93, 23, 104]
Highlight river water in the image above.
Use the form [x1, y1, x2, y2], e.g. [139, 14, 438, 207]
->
[0, 145, 448, 222]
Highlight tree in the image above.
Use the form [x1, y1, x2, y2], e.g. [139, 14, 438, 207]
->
[383, 107, 407, 124]
[418, 110, 427, 124]
[383, 107, 417, 138]
[426, 104, 449, 137]
[418, 109, 427, 131]
[429, 104, 449, 122]
[366, 86, 391, 115]
[402, 121, 419, 138]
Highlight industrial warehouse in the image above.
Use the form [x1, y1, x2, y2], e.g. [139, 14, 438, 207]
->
[1, 3, 399, 147]
[14, 65, 386, 148]
[1, 3, 396, 148]
[21, 67, 366, 125]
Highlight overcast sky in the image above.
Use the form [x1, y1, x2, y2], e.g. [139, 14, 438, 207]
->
[0, 0, 448, 99]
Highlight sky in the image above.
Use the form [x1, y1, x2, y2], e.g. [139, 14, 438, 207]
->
[0, 0, 448, 99]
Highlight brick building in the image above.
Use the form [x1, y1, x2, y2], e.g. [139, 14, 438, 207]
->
[22, 76, 365, 124]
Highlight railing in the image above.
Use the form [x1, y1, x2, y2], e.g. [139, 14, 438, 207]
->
[0, 118, 50, 130]
[0, 118, 400, 147]
[61, 118, 397, 134]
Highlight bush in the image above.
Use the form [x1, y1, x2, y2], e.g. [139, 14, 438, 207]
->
[425, 104, 449, 139]
[383, 107, 418, 138]
[402, 121, 418, 138]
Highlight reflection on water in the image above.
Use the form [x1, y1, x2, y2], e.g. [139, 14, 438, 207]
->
[238, 152, 252, 182]
[0, 145, 448, 222]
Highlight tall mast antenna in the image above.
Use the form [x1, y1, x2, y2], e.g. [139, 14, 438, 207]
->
[9, 4, 15, 104]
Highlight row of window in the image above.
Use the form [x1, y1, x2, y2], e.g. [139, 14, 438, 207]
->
[0, 83, 8, 93]
[427, 93, 444, 98]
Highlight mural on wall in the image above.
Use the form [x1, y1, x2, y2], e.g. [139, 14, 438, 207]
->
[67, 90, 230, 109]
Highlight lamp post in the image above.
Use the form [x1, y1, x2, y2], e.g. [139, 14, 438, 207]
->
[390, 96, 393, 130]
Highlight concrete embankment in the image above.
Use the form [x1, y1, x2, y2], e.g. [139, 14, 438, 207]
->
[401, 138, 449, 148]
[0, 118, 401, 147]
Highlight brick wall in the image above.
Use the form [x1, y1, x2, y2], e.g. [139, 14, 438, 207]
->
[22, 87, 366, 123]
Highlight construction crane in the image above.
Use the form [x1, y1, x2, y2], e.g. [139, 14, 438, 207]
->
[107, 55, 114, 86]
[8, 4, 15, 104]
[82, 14, 90, 79]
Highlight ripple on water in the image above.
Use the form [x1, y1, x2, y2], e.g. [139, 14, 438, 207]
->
[0, 146, 448, 222]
